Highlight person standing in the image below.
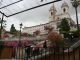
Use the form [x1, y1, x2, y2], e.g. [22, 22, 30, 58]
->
[25, 45, 31, 59]
[43, 40, 47, 49]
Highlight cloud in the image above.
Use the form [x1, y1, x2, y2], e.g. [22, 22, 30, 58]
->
[5, 0, 80, 30]
[71, 14, 80, 23]
[6, 17, 20, 31]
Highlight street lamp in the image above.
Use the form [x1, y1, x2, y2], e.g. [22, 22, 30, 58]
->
[18, 23, 23, 59]
[0, 13, 4, 39]
[71, 0, 80, 30]
[19, 23, 23, 47]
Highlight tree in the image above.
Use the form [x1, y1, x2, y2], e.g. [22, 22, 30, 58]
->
[10, 24, 16, 34]
[58, 18, 70, 33]
[47, 31, 63, 47]
[44, 26, 53, 33]
[47, 32, 62, 42]
[41, 0, 43, 2]
[22, 32, 28, 37]
[0, 19, 6, 39]
[33, 30, 40, 36]
[0, 19, 6, 29]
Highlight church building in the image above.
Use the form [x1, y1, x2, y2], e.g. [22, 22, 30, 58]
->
[22, 1, 76, 35]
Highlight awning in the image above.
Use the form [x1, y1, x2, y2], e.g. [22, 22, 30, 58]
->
[0, 0, 61, 17]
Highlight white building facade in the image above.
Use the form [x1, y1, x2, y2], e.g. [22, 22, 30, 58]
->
[23, 21, 57, 34]
[22, 1, 76, 35]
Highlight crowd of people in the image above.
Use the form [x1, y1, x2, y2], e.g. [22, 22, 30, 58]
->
[25, 41, 47, 58]
[11, 40, 47, 59]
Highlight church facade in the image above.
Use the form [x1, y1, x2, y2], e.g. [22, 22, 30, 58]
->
[22, 1, 76, 35]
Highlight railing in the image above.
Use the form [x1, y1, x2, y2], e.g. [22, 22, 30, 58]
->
[0, 45, 80, 60]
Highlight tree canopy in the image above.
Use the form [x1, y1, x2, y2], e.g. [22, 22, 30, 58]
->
[47, 31, 63, 47]
[57, 18, 70, 33]
[0, 19, 6, 29]
[47, 32, 62, 42]
[10, 24, 17, 34]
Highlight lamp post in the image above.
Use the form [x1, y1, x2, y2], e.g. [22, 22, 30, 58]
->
[19, 23, 23, 47]
[0, 13, 4, 39]
[18, 23, 23, 59]
[71, 0, 80, 30]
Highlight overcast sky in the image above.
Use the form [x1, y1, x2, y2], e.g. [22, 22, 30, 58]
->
[2, 0, 80, 31]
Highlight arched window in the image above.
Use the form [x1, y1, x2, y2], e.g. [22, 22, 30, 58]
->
[57, 17, 59, 20]
[63, 8, 66, 13]
[51, 12, 53, 15]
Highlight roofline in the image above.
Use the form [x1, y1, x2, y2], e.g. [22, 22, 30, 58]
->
[23, 20, 58, 29]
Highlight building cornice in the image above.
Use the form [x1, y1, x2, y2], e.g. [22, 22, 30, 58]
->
[23, 20, 58, 29]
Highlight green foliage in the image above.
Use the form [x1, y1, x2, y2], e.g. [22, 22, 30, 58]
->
[69, 30, 80, 38]
[63, 30, 80, 39]
[28, 34, 33, 37]
[0, 19, 6, 29]
[10, 24, 17, 34]
[58, 18, 70, 33]
[0, 20, 6, 24]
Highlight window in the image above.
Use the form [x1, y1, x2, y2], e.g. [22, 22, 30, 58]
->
[57, 17, 59, 20]
[51, 12, 53, 15]
[63, 8, 66, 13]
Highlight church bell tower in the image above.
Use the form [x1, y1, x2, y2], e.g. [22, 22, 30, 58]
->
[61, 1, 69, 14]
[49, 4, 57, 22]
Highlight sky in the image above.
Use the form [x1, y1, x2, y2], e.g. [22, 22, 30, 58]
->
[1, 0, 80, 31]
